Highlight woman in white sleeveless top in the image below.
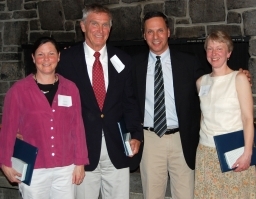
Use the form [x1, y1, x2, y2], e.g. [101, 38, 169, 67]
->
[194, 30, 256, 199]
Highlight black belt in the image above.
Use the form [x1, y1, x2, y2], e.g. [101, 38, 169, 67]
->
[143, 127, 179, 135]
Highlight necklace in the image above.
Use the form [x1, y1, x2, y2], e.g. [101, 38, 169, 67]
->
[41, 90, 49, 94]
[34, 74, 58, 85]
[34, 74, 58, 94]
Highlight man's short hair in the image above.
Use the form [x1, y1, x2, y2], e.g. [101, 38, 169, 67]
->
[142, 11, 169, 33]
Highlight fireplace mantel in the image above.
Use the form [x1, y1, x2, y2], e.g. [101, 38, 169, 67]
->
[21, 36, 249, 76]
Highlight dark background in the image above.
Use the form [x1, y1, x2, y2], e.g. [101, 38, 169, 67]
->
[22, 37, 249, 76]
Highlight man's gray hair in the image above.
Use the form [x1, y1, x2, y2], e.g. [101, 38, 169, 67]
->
[81, 3, 112, 27]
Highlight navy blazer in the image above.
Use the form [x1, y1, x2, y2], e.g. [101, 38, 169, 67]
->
[132, 47, 205, 170]
[58, 43, 143, 171]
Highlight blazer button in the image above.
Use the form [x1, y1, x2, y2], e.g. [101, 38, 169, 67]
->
[101, 114, 104, 118]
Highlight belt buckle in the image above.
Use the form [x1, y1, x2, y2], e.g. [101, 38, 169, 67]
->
[165, 129, 172, 135]
[147, 127, 153, 132]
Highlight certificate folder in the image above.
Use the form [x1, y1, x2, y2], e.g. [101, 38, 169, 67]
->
[13, 138, 38, 185]
[213, 130, 256, 173]
[117, 118, 133, 156]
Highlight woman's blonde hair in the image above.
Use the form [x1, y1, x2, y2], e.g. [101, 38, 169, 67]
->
[204, 30, 233, 52]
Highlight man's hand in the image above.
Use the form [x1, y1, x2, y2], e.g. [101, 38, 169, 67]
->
[129, 139, 141, 157]
[239, 68, 252, 86]
[72, 165, 85, 185]
[1, 164, 21, 183]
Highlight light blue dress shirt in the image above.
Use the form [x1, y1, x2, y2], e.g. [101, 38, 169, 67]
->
[143, 48, 179, 129]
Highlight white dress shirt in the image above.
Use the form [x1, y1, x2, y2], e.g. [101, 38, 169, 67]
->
[83, 42, 109, 90]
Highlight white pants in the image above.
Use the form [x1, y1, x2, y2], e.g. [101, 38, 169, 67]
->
[76, 135, 129, 199]
[19, 164, 75, 199]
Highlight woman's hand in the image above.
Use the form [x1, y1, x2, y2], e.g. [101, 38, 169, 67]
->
[1, 164, 21, 183]
[233, 152, 251, 172]
[72, 165, 85, 185]
[16, 133, 23, 140]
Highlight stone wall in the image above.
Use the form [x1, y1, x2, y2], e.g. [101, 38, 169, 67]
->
[0, 0, 256, 117]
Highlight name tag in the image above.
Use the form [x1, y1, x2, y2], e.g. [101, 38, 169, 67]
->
[110, 55, 125, 73]
[199, 85, 211, 96]
[58, 95, 72, 107]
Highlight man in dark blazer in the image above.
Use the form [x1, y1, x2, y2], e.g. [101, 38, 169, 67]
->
[132, 11, 205, 199]
[57, 4, 143, 199]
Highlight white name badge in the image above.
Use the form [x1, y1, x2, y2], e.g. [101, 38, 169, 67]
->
[58, 95, 72, 107]
[110, 55, 125, 73]
[199, 85, 211, 96]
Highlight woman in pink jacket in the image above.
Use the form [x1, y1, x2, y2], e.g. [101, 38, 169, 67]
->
[0, 37, 89, 199]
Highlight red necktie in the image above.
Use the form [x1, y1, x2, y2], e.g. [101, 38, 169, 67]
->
[92, 52, 106, 111]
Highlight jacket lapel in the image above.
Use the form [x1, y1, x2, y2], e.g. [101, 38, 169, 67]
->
[75, 44, 100, 110]
[101, 45, 118, 112]
[169, 48, 182, 114]
[136, 53, 149, 118]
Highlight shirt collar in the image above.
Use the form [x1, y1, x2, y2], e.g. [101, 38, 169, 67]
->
[84, 41, 107, 59]
[149, 48, 170, 62]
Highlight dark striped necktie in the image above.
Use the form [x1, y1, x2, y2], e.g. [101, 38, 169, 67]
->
[154, 56, 167, 137]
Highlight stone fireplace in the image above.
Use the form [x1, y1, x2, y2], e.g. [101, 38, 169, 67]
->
[0, 0, 256, 119]
[0, 0, 256, 198]
[0, 0, 256, 116]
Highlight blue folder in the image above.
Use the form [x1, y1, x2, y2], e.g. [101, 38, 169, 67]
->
[13, 138, 38, 185]
[214, 130, 256, 173]
[117, 118, 132, 156]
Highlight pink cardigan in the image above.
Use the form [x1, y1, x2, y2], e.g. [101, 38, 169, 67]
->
[0, 74, 89, 168]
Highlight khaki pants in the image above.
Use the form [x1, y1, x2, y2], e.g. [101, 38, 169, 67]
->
[140, 130, 194, 199]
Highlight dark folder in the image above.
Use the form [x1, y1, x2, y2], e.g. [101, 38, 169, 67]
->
[117, 118, 133, 156]
[13, 138, 38, 185]
[214, 130, 256, 173]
